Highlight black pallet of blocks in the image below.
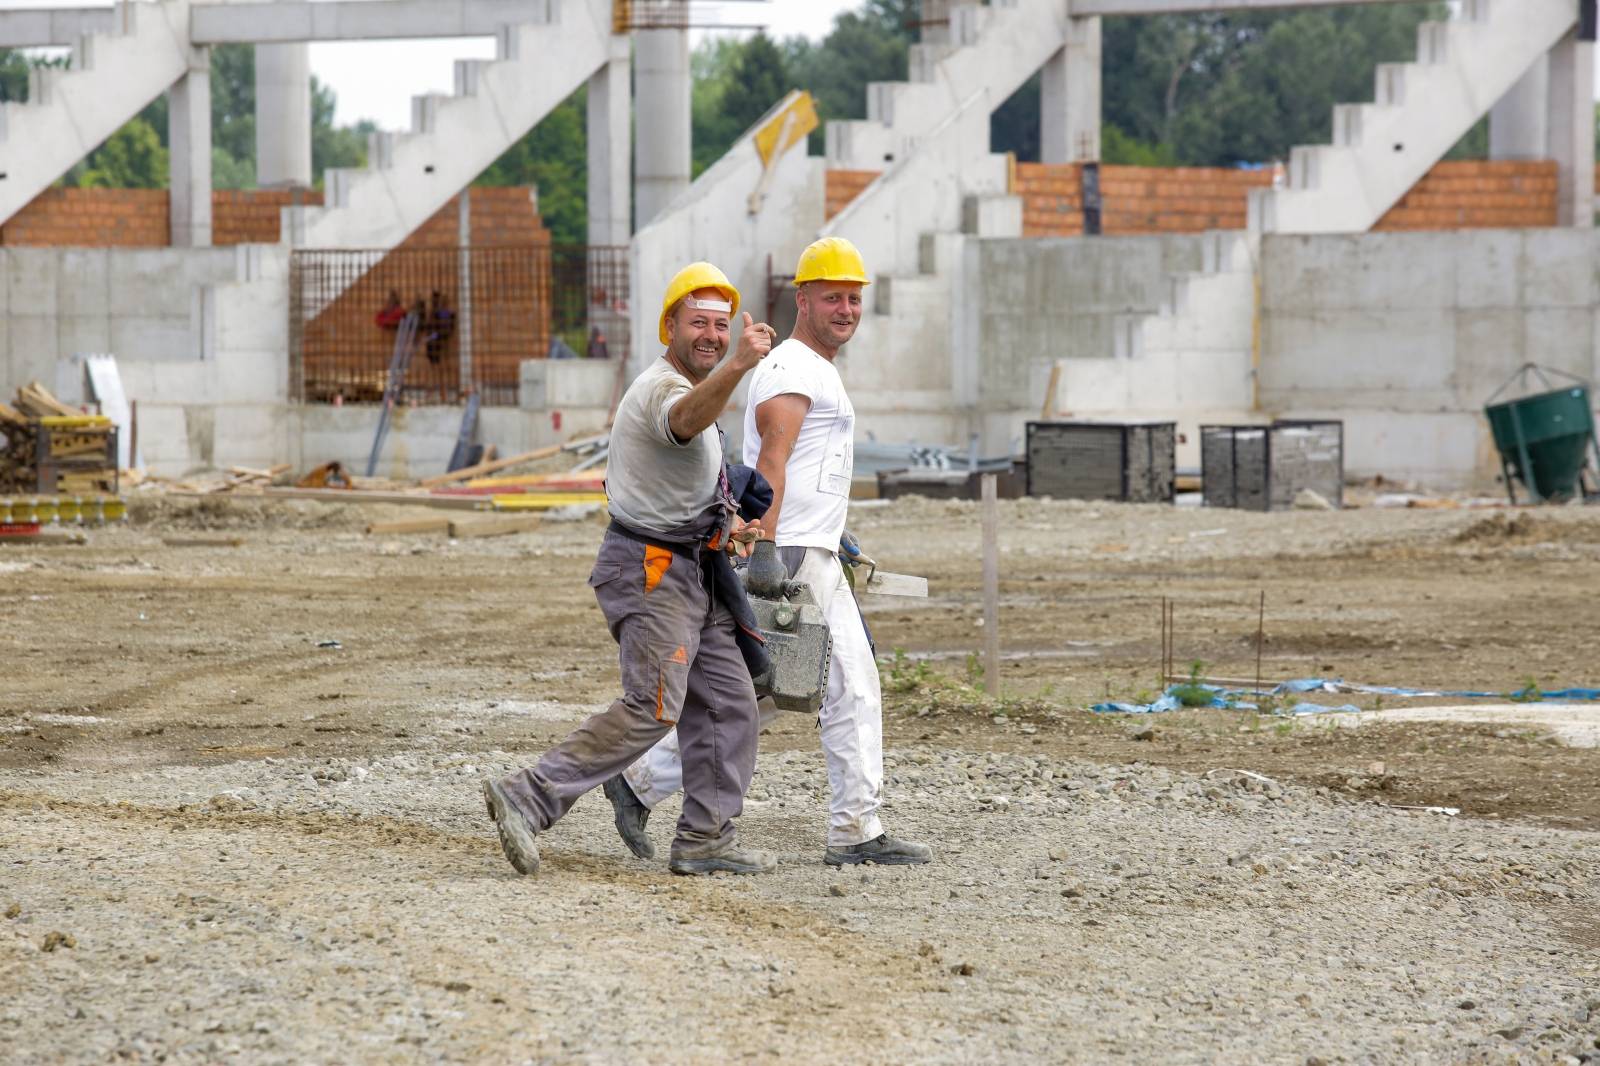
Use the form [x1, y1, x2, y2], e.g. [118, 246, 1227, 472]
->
[1201, 421, 1344, 511]
[1024, 421, 1176, 503]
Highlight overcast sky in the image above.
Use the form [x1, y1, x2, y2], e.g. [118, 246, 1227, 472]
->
[311, 1, 867, 130]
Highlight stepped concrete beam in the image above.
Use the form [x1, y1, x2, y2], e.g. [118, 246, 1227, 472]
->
[0, 1, 567, 47]
[635, 20, 690, 227]
[1074, 0, 1416, 13]
[256, 43, 312, 188]
[191, 0, 559, 43]
[1040, 16, 1101, 164]
[828, 0, 1078, 169]
[1489, 57, 1549, 161]
[169, 43, 213, 247]
[1547, 29, 1595, 228]
[0, 0, 194, 229]
[287, 0, 614, 251]
[1253, 0, 1579, 235]
[587, 35, 631, 246]
[0, 8, 114, 47]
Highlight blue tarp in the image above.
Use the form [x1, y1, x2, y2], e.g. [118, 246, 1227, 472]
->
[1090, 678, 1600, 716]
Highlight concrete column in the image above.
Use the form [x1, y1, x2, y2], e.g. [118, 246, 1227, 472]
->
[587, 37, 632, 245]
[921, 0, 951, 46]
[634, 15, 690, 227]
[1547, 31, 1595, 228]
[1040, 17, 1102, 164]
[168, 46, 213, 248]
[1489, 56, 1549, 161]
[256, 43, 313, 188]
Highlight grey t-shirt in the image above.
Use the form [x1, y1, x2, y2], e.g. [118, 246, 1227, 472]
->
[606, 356, 721, 534]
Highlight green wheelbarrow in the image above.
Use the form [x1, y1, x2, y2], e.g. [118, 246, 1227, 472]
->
[1484, 364, 1600, 505]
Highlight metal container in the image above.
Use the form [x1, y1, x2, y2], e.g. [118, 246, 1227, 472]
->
[1485, 385, 1598, 503]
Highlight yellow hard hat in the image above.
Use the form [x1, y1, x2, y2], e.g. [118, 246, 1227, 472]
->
[659, 261, 740, 345]
[794, 237, 871, 286]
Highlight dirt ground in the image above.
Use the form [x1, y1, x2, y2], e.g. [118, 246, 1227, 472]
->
[3, 493, 1599, 1063]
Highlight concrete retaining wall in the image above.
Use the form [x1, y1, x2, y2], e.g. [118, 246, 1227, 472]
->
[1, 246, 239, 389]
[1261, 228, 1600, 489]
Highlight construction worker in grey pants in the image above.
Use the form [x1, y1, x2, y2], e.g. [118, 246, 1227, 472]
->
[483, 261, 779, 877]
[606, 238, 932, 868]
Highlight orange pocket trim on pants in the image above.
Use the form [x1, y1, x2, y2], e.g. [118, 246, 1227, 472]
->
[643, 545, 673, 593]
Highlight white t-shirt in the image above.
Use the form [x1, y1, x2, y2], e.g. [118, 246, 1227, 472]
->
[607, 356, 721, 534]
[743, 338, 853, 550]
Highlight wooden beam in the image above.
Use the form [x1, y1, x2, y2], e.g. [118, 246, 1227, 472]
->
[366, 517, 453, 536]
[448, 515, 543, 539]
[418, 444, 564, 489]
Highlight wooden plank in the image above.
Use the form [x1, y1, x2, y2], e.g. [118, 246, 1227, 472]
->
[448, 514, 542, 539]
[161, 536, 245, 548]
[491, 492, 608, 511]
[252, 488, 488, 510]
[1040, 363, 1061, 421]
[366, 516, 453, 536]
[418, 443, 564, 488]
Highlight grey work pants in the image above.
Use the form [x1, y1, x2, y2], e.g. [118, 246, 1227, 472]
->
[495, 530, 758, 853]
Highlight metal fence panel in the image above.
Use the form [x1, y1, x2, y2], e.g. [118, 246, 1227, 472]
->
[289, 245, 629, 406]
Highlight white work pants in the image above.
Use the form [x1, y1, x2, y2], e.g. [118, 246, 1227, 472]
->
[624, 546, 885, 846]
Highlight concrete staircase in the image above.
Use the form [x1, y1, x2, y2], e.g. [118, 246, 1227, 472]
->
[823, 93, 1022, 443]
[826, 0, 1074, 169]
[1253, 0, 1578, 234]
[0, 0, 193, 228]
[284, 0, 614, 249]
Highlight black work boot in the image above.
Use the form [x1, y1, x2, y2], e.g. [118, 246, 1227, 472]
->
[602, 775, 655, 860]
[824, 833, 933, 867]
[482, 779, 540, 876]
[668, 835, 777, 876]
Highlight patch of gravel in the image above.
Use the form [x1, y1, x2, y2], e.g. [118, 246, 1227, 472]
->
[3, 733, 1597, 1063]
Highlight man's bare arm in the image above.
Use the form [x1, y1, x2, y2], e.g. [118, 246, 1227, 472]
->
[753, 393, 810, 540]
[668, 314, 774, 441]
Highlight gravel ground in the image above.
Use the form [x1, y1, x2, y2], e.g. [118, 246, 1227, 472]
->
[4, 733, 1598, 1064]
[3, 494, 1599, 1063]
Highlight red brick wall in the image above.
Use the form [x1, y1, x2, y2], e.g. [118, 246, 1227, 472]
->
[825, 169, 880, 221]
[1017, 163, 1275, 236]
[213, 189, 326, 245]
[0, 187, 331, 247]
[1372, 160, 1558, 231]
[0, 188, 171, 247]
[827, 161, 1571, 238]
[299, 189, 553, 404]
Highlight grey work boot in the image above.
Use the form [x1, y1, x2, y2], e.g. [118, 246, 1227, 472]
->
[824, 833, 932, 867]
[668, 836, 777, 876]
[482, 779, 540, 876]
[602, 775, 655, 860]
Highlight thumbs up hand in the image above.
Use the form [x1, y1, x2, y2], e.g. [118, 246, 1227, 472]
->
[733, 311, 776, 372]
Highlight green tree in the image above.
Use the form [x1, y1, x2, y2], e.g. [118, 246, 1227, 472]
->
[477, 88, 587, 246]
[312, 78, 372, 184]
[74, 118, 168, 188]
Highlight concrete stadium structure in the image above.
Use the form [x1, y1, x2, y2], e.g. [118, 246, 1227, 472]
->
[0, 0, 1595, 488]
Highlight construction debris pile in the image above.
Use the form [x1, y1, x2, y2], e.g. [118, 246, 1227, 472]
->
[0, 382, 119, 497]
[145, 433, 611, 521]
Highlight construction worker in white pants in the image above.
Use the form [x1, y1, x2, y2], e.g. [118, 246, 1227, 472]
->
[604, 237, 932, 867]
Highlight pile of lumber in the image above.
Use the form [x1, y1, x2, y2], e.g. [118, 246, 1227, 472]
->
[0, 382, 117, 495]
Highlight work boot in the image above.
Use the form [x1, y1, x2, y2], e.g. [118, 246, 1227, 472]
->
[602, 775, 655, 860]
[668, 836, 777, 876]
[824, 833, 933, 867]
[482, 779, 540, 876]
